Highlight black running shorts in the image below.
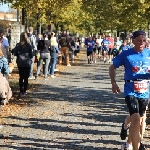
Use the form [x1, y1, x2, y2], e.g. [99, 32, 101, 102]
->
[108, 48, 113, 55]
[125, 95, 148, 117]
[87, 51, 93, 56]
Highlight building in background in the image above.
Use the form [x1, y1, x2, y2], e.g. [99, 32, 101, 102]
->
[0, 12, 17, 22]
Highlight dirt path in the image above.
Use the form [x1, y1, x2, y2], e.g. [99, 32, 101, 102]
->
[0, 50, 149, 150]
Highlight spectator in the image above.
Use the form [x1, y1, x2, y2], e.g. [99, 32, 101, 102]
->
[28, 27, 37, 79]
[0, 46, 9, 79]
[0, 73, 12, 105]
[35, 39, 51, 80]
[0, 28, 9, 59]
[14, 32, 33, 97]
[49, 45, 60, 78]
[58, 31, 71, 66]
[69, 37, 76, 63]
[50, 32, 59, 71]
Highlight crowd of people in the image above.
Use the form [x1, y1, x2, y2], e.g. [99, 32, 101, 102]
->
[84, 33, 135, 65]
[0, 26, 150, 149]
[0, 27, 82, 99]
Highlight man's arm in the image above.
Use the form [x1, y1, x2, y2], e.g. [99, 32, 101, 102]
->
[109, 64, 116, 84]
[109, 64, 120, 93]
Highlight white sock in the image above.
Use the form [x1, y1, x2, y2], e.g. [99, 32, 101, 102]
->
[126, 142, 132, 148]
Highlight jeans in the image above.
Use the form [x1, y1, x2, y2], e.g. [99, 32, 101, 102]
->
[29, 56, 35, 77]
[36, 53, 50, 77]
[18, 67, 30, 93]
[49, 58, 57, 75]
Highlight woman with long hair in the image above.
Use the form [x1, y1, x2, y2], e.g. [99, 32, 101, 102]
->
[14, 32, 33, 97]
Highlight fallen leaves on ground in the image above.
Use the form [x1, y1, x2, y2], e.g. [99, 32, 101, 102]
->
[0, 52, 83, 122]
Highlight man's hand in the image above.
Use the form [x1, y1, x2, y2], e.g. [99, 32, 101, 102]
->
[111, 83, 120, 94]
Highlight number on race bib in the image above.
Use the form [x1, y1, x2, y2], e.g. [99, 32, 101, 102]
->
[134, 81, 149, 93]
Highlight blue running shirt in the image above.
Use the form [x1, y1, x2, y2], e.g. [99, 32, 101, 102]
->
[113, 48, 150, 98]
[85, 40, 95, 52]
[120, 45, 130, 52]
[102, 39, 110, 51]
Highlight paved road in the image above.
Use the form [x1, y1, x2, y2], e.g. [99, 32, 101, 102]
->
[0, 50, 150, 150]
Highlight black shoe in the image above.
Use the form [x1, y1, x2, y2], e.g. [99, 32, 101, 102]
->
[120, 123, 127, 140]
[88, 59, 90, 64]
[139, 142, 145, 150]
[35, 76, 38, 80]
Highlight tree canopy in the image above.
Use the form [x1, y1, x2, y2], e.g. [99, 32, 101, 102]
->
[0, 0, 150, 34]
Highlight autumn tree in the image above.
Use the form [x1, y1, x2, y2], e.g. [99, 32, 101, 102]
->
[1, 0, 150, 34]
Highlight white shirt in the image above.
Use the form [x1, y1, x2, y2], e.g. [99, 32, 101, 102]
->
[96, 38, 103, 47]
[51, 36, 58, 47]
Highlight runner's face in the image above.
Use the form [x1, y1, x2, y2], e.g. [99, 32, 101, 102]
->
[88, 37, 92, 40]
[133, 35, 146, 52]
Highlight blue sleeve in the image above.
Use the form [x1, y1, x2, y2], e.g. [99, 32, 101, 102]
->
[112, 51, 125, 68]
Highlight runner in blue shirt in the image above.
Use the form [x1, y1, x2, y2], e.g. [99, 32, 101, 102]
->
[101, 35, 111, 63]
[119, 39, 130, 53]
[109, 30, 149, 150]
[85, 35, 95, 64]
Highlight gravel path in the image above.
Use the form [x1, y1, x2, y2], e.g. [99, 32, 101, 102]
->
[0, 50, 150, 150]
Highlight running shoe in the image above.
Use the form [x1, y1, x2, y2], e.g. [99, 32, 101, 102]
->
[120, 123, 128, 140]
[121, 143, 132, 150]
[139, 142, 145, 150]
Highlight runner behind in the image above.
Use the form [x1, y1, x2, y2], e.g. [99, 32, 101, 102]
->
[85, 35, 95, 64]
[101, 35, 110, 63]
[96, 35, 103, 59]
[107, 33, 114, 63]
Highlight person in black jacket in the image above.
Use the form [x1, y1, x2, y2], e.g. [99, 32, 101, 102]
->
[14, 32, 33, 97]
[35, 40, 51, 80]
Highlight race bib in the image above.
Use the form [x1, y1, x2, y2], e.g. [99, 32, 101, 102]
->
[134, 80, 149, 93]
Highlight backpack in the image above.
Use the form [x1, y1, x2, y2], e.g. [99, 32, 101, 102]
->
[60, 37, 67, 47]
[15, 43, 32, 67]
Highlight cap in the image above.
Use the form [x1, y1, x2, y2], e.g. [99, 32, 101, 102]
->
[132, 30, 146, 39]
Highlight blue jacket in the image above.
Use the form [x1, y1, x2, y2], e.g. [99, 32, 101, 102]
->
[0, 56, 9, 75]
[50, 46, 60, 58]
